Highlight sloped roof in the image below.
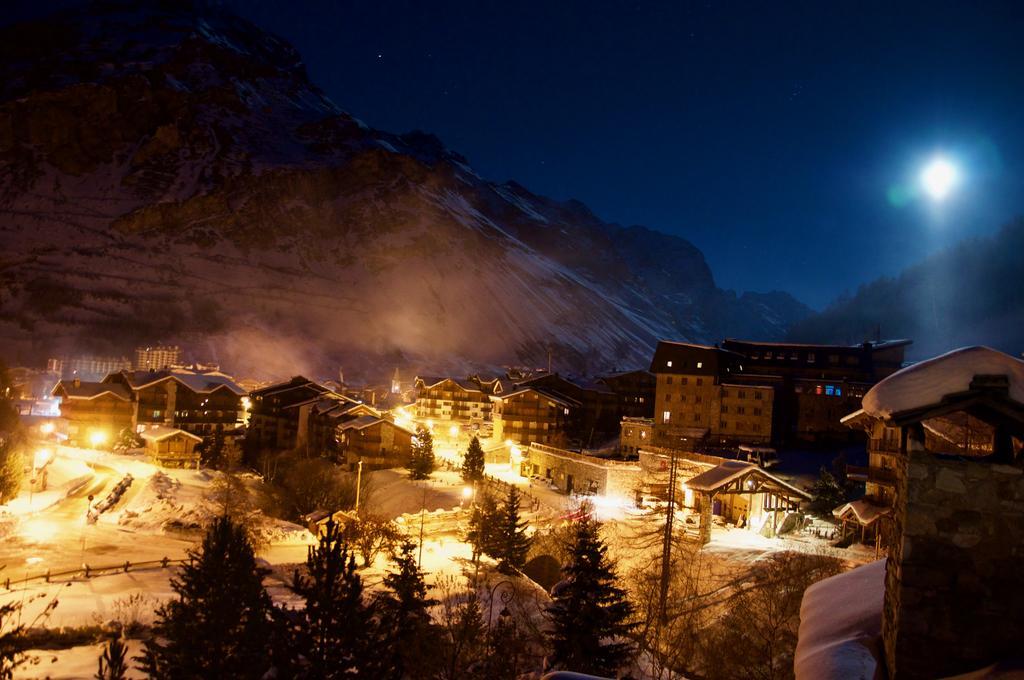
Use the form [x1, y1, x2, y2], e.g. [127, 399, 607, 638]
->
[52, 380, 130, 401]
[111, 369, 246, 396]
[833, 499, 891, 526]
[250, 376, 329, 398]
[492, 386, 581, 408]
[338, 415, 414, 435]
[862, 346, 1024, 419]
[685, 460, 810, 499]
[139, 425, 203, 443]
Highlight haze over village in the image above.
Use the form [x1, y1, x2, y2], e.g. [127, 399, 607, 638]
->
[2, 2, 1024, 680]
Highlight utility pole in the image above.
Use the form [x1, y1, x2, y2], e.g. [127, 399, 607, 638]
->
[354, 459, 363, 515]
[657, 449, 678, 625]
[417, 486, 428, 568]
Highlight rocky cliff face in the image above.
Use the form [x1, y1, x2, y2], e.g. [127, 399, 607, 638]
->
[0, 1, 809, 379]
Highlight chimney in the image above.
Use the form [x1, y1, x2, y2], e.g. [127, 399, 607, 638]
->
[883, 431, 1024, 677]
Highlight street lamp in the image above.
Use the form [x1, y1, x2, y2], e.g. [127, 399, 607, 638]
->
[89, 430, 107, 449]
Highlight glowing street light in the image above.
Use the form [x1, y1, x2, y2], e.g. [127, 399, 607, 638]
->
[89, 430, 107, 449]
[39, 422, 55, 435]
[920, 156, 958, 202]
[449, 425, 459, 438]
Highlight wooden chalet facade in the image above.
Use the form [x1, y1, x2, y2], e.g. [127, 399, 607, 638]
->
[140, 425, 203, 469]
[336, 415, 414, 470]
[51, 378, 134, 445]
[684, 460, 810, 543]
[490, 387, 578, 446]
[101, 368, 245, 437]
[247, 377, 342, 451]
[412, 376, 497, 426]
[516, 373, 620, 445]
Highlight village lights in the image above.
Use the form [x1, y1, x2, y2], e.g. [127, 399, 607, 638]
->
[462, 486, 473, 499]
[449, 425, 459, 438]
[89, 430, 107, 448]
[33, 448, 52, 470]
[39, 422, 55, 435]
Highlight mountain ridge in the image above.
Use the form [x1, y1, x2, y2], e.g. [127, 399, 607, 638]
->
[0, 1, 809, 380]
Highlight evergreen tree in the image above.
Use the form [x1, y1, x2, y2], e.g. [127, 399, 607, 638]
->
[199, 424, 227, 469]
[376, 541, 439, 679]
[0, 362, 25, 504]
[467, 492, 502, 562]
[461, 436, 486, 482]
[547, 512, 636, 675]
[407, 426, 435, 480]
[809, 466, 847, 515]
[289, 518, 379, 678]
[139, 517, 280, 679]
[95, 637, 129, 680]
[495, 486, 531, 575]
[436, 590, 487, 680]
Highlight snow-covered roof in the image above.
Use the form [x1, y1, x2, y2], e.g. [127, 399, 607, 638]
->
[833, 499, 891, 526]
[684, 460, 757, 491]
[52, 380, 130, 401]
[684, 460, 810, 499]
[139, 425, 203, 443]
[862, 346, 1024, 419]
[795, 559, 885, 680]
[111, 369, 246, 396]
[491, 386, 580, 407]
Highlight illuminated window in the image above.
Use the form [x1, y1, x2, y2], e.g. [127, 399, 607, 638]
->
[662, 410, 671, 423]
[825, 385, 835, 396]
[835, 387, 842, 396]
[696, 361, 703, 369]
[666, 360, 673, 368]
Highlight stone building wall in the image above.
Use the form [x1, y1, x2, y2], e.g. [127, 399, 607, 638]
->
[525, 444, 641, 498]
[884, 451, 1024, 678]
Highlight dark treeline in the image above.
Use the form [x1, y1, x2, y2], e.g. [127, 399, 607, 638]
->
[788, 218, 1024, 359]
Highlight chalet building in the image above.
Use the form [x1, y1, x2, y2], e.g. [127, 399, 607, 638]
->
[336, 415, 414, 470]
[302, 396, 380, 456]
[491, 387, 578, 446]
[247, 376, 343, 451]
[649, 341, 775, 450]
[412, 376, 499, 426]
[139, 425, 202, 469]
[596, 369, 656, 418]
[796, 346, 1024, 679]
[102, 368, 245, 436]
[720, 338, 910, 444]
[51, 378, 134, 444]
[516, 373, 620, 445]
[619, 416, 653, 456]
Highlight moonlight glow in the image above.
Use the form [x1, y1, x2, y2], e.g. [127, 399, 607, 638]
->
[920, 157, 959, 201]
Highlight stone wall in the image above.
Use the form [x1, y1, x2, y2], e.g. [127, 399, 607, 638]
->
[525, 443, 641, 498]
[884, 451, 1024, 678]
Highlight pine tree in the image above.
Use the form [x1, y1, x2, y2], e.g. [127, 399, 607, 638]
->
[483, 611, 525, 680]
[407, 426, 435, 480]
[0, 362, 25, 504]
[495, 486, 531, 575]
[139, 517, 280, 679]
[461, 436, 486, 482]
[95, 637, 129, 680]
[467, 492, 501, 562]
[547, 512, 636, 675]
[289, 518, 379, 678]
[376, 541, 439, 679]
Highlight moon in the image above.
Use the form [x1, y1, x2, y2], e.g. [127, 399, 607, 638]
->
[920, 157, 958, 201]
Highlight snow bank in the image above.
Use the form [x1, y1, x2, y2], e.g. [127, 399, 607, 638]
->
[863, 346, 1024, 418]
[17, 641, 146, 680]
[794, 558, 885, 680]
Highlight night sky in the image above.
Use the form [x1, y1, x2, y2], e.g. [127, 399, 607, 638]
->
[13, 1, 1024, 308]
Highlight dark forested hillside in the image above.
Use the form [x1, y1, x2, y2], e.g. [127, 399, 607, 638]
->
[788, 219, 1024, 360]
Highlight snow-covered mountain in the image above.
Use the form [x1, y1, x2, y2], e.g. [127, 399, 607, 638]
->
[0, 1, 809, 379]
